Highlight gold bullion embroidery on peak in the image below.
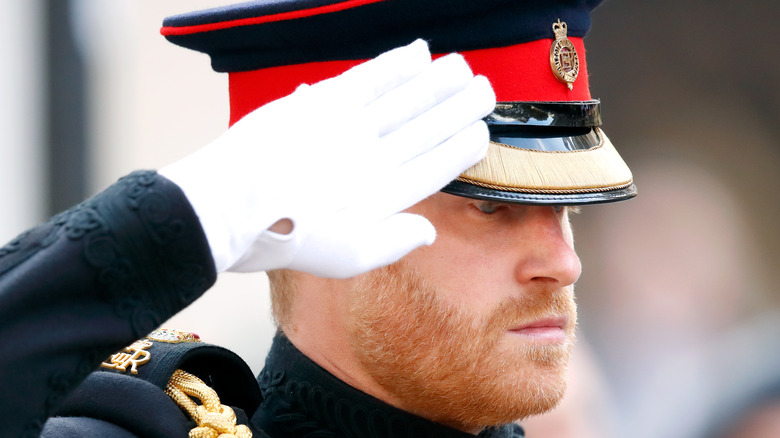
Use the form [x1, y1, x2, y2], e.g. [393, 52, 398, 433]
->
[100, 339, 153, 374]
[550, 19, 579, 90]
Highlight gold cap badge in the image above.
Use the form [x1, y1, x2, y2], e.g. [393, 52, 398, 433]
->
[549, 19, 579, 90]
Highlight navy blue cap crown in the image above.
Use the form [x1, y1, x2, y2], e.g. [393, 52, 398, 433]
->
[162, 0, 601, 73]
[161, 0, 636, 206]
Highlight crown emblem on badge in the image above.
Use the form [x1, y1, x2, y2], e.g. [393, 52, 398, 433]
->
[549, 19, 579, 90]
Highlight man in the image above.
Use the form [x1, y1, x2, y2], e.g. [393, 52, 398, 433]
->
[0, 0, 634, 437]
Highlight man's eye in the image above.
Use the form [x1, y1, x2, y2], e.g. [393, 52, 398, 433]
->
[475, 202, 501, 214]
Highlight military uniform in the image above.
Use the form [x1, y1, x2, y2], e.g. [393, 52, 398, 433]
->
[0, 171, 522, 437]
[0, 172, 215, 437]
[2, 0, 635, 436]
[45, 331, 526, 437]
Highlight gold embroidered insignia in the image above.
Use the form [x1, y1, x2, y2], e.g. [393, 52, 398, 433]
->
[146, 328, 202, 344]
[100, 339, 153, 374]
[549, 19, 579, 90]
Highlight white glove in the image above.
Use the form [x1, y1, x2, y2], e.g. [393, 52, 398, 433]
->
[160, 39, 495, 278]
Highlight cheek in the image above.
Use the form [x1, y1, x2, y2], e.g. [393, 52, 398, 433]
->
[404, 232, 513, 312]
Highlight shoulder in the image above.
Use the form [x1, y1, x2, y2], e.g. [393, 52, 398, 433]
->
[42, 329, 267, 438]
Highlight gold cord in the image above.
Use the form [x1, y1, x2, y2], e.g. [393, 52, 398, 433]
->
[165, 369, 252, 438]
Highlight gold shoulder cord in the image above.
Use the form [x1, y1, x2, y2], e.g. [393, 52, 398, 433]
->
[165, 369, 253, 438]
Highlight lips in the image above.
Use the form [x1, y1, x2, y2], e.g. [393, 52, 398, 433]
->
[508, 316, 569, 342]
[511, 316, 568, 331]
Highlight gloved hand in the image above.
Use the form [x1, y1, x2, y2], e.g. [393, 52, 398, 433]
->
[160, 39, 495, 278]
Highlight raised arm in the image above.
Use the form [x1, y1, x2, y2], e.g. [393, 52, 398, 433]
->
[0, 40, 494, 437]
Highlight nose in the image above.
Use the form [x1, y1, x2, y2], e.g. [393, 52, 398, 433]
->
[513, 207, 582, 287]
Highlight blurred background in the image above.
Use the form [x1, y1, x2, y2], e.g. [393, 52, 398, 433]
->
[1, 1, 778, 437]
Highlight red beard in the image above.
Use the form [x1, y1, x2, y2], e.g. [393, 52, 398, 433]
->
[348, 259, 577, 431]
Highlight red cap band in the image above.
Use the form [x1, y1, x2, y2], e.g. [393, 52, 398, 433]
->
[227, 37, 589, 125]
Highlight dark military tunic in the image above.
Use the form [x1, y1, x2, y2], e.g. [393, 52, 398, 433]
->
[0, 171, 525, 437]
[0, 171, 215, 437]
[254, 334, 525, 437]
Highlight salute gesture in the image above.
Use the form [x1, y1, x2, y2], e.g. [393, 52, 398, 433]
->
[161, 39, 495, 277]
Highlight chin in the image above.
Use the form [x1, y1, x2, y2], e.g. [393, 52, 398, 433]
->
[462, 365, 570, 429]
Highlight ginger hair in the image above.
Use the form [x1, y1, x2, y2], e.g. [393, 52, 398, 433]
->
[266, 269, 297, 330]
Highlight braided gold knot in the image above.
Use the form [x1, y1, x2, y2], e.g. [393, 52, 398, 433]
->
[165, 369, 252, 438]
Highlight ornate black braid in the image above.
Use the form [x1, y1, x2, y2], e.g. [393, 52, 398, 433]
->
[2, 170, 217, 437]
[49, 171, 213, 336]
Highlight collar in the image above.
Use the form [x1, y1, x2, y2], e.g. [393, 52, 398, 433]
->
[251, 333, 524, 438]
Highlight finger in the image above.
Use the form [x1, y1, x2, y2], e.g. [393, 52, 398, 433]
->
[397, 120, 490, 191]
[379, 75, 495, 167]
[313, 39, 432, 107]
[353, 120, 490, 223]
[364, 53, 474, 137]
[337, 213, 436, 275]
[290, 213, 435, 278]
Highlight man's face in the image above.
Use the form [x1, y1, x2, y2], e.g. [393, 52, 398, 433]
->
[346, 193, 581, 431]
